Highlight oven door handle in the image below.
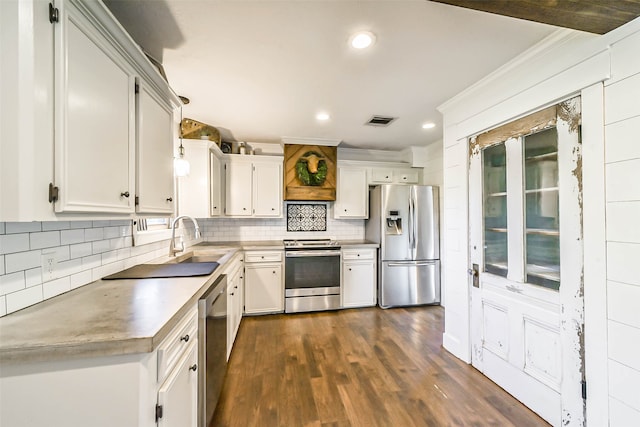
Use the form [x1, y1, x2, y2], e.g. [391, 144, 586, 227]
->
[285, 250, 341, 257]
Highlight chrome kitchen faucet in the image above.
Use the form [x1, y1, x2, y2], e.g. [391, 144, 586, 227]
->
[169, 215, 201, 256]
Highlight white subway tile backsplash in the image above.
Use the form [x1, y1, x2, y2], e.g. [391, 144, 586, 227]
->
[57, 258, 82, 278]
[103, 226, 121, 239]
[101, 250, 119, 265]
[53, 246, 70, 262]
[5, 222, 41, 234]
[6, 285, 43, 314]
[0, 223, 5, 234]
[0, 233, 30, 254]
[43, 276, 71, 299]
[42, 221, 71, 231]
[92, 261, 125, 281]
[70, 270, 92, 290]
[5, 250, 41, 273]
[0, 255, 4, 275]
[84, 228, 104, 242]
[92, 240, 111, 255]
[0, 271, 26, 295]
[70, 242, 92, 259]
[61, 229, 85, 245]
[30, 231, 61, 250]
[92, 220, 111, 228]
[82, 254, 102, 270]
[70, 221, 92, 229]
[0, 295, 6, 316]
[25, 267, 43, 288]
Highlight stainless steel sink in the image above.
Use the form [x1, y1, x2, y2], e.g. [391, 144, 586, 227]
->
[179, 255, 222, 263]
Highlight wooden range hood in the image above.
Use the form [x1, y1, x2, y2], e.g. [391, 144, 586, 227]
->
[283, 141, 338, 201]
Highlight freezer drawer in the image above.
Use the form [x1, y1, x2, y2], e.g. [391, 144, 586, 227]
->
[380, 260, 440, 308]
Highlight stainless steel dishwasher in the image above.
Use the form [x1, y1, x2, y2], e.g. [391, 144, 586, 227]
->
[198, 274, 227, 427]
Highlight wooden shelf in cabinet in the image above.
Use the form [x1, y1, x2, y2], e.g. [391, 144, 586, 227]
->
[526, 228, 559, 236]
[525, 187, 558, 194]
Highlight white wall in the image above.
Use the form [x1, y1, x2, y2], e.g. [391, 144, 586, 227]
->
[602, 30, 640, 424]
[438, 20, 640, 425]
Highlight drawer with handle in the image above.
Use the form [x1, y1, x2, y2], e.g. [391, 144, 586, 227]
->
[342, 248, 375, 261]
[157, 307, 198, 384]
[245, 251, 282, 263]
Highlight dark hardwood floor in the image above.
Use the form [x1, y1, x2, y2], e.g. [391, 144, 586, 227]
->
[212, 306, 549, 427]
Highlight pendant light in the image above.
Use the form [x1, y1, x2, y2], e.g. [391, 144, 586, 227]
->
[174, 99, 190, 177]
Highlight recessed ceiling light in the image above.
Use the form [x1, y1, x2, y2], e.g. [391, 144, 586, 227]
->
[316, 112, 330, 121]
[422, 122, 436, 129]
[350, 31, 376, 49]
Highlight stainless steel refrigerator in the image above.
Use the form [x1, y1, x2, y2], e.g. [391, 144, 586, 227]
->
[366, 185, 440, 308]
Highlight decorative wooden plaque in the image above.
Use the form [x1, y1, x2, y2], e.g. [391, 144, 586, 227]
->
[284, 144, 337, 201]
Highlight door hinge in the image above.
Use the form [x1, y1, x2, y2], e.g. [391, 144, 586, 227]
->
[49, 3, 59, 23]
[155, 404, 163, 422]
[582, 380, 587, 400]
[134, 195, 139, 206]
[134, 83, 140, 94]
[48, 183, 59, 203]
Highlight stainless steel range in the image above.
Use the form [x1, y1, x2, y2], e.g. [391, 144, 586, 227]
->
[283, 239, 341, 313]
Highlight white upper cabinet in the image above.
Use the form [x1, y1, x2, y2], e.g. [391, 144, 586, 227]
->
[369, 166, 421, 185]
[225, 156, 283, 218]
[136, 82, 175, 214]
[225, 160, 253, 216]
[210, 150, 224, 216]
[252, 161, 282, 216]
[334, 167, 368, 219]
[53, 0, 136, 213]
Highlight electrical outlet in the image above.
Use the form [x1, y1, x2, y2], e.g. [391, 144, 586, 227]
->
[41, 251, 58, 282]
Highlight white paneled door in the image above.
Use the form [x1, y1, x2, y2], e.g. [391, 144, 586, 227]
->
[468, 98, 584, 426]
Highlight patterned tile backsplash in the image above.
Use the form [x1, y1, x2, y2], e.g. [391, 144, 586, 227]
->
[287, 204, 327, 232]
[0, 206, 364, 316]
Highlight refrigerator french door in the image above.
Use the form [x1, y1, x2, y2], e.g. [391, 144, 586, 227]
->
[366, 185, 440, 308]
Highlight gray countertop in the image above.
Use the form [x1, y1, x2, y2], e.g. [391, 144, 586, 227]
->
[0, 247, 240, 364]
[0, 239, 378, 364]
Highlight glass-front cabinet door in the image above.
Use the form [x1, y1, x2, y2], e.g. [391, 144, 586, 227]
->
[482, 143, 508, 277]
[469, 97, 584, 426]
[524, 128, 560, 289]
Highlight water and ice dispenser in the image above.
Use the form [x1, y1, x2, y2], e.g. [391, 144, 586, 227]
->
[386, 210, 402, 235]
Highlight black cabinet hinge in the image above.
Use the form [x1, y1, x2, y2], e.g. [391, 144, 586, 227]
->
[49, 3, 59, 23]
[155, 404, 163, 422]
[582, 380, 587, 400]
[48, 183, 59, 203]
[135, 195, 139, 206]
[134, 83, 140, 94]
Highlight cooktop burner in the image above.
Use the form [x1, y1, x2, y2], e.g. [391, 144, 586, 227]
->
[283, 239, 340, 248]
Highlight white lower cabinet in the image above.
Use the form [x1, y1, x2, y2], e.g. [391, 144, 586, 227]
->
[225, 253, 244, 359]
[341, 248, 377, 308]
[0, 307, 199, 427]
[156, 341, 198, 427]
[244, 251, 283, 314]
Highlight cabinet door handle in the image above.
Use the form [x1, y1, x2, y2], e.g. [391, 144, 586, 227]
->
[348, 268, 352, 271]
[272, 271, 276, 274]
[120, 191, 130, 198]
[189, 364, 197, 372]
[230, 292, 235, 296]
[180, 334, 190, 342]
[166, 197, 173, 202]
[234, 285, 238, 289]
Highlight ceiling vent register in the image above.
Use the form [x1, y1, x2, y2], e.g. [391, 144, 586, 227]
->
[365, 115, 397, 127]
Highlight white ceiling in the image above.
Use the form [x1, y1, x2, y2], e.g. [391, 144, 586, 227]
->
[105, 0, 559, 150]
